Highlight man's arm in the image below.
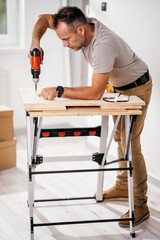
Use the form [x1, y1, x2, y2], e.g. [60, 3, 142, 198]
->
[38, 72, 110, 100]
[28, 14, 55, 60]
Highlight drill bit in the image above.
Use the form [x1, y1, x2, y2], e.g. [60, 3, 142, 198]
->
[33, 78, 39, 92]
[35, 83, 37, 92]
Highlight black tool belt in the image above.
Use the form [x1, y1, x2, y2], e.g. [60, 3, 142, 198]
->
[114, 70, 149, 91]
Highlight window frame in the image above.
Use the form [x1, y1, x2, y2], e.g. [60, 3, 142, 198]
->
[0, 0, 25, 49]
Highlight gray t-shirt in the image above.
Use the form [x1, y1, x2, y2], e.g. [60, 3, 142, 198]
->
[81, 18, 148, 87]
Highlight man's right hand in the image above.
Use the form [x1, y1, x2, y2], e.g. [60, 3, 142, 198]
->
[28, 46, 44, 64]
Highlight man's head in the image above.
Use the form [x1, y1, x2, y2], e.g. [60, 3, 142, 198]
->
[53, 7, 90, 51]
[54, 7, 88, 32]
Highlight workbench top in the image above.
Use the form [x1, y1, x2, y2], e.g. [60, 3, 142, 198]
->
[19, 88, 145, 117]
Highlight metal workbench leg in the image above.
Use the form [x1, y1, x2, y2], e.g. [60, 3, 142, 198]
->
[96, 116, 109, 201]
[125, 115, 135, 238]
[26, 112, 34, 240]
[26, 113, 43, 240]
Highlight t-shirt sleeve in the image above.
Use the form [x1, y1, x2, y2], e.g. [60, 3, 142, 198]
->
[91, 43, 117, 73]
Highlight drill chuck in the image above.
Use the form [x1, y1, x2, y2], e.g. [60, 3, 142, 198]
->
[32, 78, 39, 84]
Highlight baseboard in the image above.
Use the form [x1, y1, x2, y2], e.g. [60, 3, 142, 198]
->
[148, 173, 160, 189]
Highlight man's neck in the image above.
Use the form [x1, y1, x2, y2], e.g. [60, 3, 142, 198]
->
[83, 23, 95, 47]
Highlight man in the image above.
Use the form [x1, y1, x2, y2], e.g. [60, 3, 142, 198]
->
[29, 6, 152, 227]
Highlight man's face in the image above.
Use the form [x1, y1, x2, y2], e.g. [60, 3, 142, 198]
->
[55, 22, 85, 51]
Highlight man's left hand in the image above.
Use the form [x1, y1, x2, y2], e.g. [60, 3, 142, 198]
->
[38, 87, 57, 100]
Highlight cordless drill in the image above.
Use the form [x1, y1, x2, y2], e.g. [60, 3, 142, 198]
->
[30, 48, 43, 92]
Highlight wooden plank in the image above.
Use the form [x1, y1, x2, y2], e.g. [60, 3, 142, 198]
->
[28, 108, 142, 117]
[19, 88, 145, 112]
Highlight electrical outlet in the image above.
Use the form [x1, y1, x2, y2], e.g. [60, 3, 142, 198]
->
[101, 2, 107, 11]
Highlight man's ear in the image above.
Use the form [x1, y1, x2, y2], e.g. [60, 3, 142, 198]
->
[77, 25, 85, 36]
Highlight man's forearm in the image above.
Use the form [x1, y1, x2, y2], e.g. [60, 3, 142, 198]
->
[63, 86, 103, 100]
[31, 14, 55, 48]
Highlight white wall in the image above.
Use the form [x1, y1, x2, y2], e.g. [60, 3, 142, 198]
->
[88, 0, 160, 181]
[0, 0, 65, 129]
[0, 0, 159, 182]
[0, 0, 89, 130]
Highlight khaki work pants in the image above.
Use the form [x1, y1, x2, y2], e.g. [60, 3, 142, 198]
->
[113, 76, 152, 207]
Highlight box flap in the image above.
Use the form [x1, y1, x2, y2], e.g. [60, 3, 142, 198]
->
[0, 138, 17, 149]
[0, 105, 13, 117]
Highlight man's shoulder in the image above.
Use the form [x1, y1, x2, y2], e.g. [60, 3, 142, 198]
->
[87, 17, 100, 24]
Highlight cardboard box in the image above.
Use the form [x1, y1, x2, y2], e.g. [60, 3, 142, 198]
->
[0, 138, 17, 171]
[0, 105, 13, 141]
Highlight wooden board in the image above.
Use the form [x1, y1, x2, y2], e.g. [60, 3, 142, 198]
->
[28, 108, 143, 117]
[19, 88, 145, 113]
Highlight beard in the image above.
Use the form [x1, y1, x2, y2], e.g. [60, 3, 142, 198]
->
[71, 43, 84, 51]
[72, 45, 83, 51]
[70, 37, 85, 51]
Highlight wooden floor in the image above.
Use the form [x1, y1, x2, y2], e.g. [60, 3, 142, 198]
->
[0, 123, 160, 240]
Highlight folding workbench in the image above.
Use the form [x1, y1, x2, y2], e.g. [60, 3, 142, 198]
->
[19, 88, 145, 240]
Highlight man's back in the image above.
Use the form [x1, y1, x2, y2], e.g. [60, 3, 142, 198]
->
[82, 18, 148, 87]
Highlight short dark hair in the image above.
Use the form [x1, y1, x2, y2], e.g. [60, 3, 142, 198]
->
[53, 6, 88, 31]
